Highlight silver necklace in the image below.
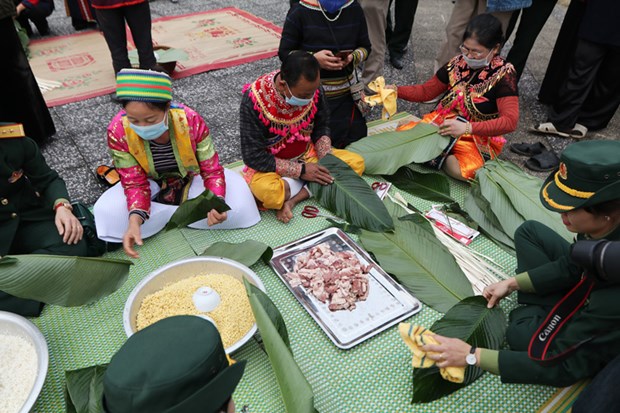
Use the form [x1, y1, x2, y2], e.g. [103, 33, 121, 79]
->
[318, 3, 343, 22]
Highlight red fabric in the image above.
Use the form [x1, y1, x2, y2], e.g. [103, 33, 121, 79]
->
[470, 96, 519, 136]
[91, 0, 145, 9]
[397, 75, 448, 103]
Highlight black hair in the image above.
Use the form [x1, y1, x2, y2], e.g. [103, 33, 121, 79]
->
[121, 100, 169, 112]
[280, 50, 320, 88]
[584, 199, 620, 220]
[463, 14, 504, 50]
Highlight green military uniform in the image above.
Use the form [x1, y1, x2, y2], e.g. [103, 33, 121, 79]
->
[65, 316, 246, 413]
[478, 140, 620, 386]
[0, 123, 87, 316]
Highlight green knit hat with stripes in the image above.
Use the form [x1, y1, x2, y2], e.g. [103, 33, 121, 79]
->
[116, 69, 172, 103]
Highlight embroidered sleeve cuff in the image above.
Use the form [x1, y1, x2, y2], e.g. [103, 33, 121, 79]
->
[479, 349, 500, 375]
[515, 272, 535, 293]
[275, 158, 303, 178]
[129, 209, 149, 224]
[315, 135, 332, 159]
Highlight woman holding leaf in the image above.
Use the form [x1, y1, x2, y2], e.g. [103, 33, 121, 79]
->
[419, 140, 620, 387]
[392, 14, 518, 181]
[94, 69, 260, 258]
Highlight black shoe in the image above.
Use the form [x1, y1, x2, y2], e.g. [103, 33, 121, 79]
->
[390, 54, 405, 70]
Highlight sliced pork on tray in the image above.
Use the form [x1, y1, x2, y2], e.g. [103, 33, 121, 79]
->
[285, 243, 370, 311]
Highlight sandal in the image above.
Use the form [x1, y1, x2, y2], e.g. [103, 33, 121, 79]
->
[96, 165, 120, 187]
[525, 150, 560, 172]
[509, 142, 547, 157]
[531, 122, 588, 139]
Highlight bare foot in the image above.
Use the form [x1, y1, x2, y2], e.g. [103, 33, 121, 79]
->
[276, 200, 294, 223]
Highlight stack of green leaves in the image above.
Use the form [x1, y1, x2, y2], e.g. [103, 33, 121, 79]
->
[308, 154, 394, 233]
[463, 159, 572, 252]
[346, 122, 450, 175]
[358, 199, 474, 313]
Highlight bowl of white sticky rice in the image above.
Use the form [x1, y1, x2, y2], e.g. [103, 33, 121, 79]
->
[123, 257, 266, 354]
[0, 311, 48, 413]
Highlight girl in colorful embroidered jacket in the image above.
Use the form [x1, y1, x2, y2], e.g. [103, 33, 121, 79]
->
[94, 69, 260, 258]
[393, 14, 519, 181]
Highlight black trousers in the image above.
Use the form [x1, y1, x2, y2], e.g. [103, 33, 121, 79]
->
[538, 0, 585, 104]
[95, 1, 156, 74]
[386, 0, 419, 58]
[0, 16, 55, 144]
[16, 1, 54, 36]
[327, 94, 367, 149]
[548, 39, 620, 131]
[505, 0, 558, 80]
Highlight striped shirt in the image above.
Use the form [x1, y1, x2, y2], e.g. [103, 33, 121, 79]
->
[278, 0, 371, 98]
[150, 140, 178, 174]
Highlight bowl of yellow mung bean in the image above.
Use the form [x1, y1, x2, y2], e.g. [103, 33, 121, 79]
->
[123, 257, 266, 354]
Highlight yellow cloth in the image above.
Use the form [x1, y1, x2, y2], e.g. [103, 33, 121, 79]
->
[398, 323, 465, 383]
[364, 76, 397, 120]
[122, 108, 199, 175]
[248, 149, 365, 210]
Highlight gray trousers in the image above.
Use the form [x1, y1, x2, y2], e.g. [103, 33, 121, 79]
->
[358, 0, 390, 86]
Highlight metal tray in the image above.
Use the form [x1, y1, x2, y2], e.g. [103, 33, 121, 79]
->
[270, 228, 421, 349]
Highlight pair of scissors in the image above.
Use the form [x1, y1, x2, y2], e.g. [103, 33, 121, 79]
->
[371, 181, 389, 191]
[301, 205, 341, 221]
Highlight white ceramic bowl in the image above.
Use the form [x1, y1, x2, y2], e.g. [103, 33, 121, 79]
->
[123, 256, 266, 354]
[0, 311, 49, 413]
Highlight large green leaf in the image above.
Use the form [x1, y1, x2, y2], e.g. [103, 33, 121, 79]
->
[383, 166, 455, 203]
[308, 154, 394, 233]
[0, 255, 132, 307]
[244, 279, 316, 412]
[201, 240, 273, 267]
[165, 190, 230, 231]
[346, 122, 450, 175]
[477, 169, 525, 240]
[65, 365, 107, 413]
[359, 200, 473, 313]
[463, 189, 515, 252]
[411, 296, 506, 403]
[485, 160, 572, 241]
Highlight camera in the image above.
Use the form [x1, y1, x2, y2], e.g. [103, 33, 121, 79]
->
[570, 240, 620, 283]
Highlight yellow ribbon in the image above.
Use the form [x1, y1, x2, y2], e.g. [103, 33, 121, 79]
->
[398, 323, 465, 383]
[364, 76, 397, 120]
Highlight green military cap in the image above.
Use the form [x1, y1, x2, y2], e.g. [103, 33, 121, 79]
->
[540, 140, 620, 212]
[103, 315, 245, 413]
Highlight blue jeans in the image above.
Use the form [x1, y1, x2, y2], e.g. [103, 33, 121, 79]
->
[572, 354, 620, 412]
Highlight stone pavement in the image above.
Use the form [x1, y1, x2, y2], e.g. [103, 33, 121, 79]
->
[38, 0, 619, 206]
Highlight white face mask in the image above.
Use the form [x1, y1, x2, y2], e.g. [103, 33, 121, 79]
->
[462, 49, 494, 70]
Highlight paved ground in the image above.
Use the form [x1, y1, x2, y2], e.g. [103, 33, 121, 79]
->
[37, 0, 619, 206]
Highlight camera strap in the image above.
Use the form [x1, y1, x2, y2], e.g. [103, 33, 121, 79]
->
[528, 274, 594, 365]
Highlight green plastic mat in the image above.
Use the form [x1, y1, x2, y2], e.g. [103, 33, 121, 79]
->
[30, 154, 556, 413]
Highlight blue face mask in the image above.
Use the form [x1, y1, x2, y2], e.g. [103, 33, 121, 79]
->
[285, 83, 312, 107]
[129, 112, 168, 141]
[319, 0, 348, 14]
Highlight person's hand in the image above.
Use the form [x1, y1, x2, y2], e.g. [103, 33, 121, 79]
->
[314, 50, 344, 71]
[386, 84, 398, 91]
[123, 214, 144, 259]
[422, 335, 475, 368]
[15, 3, 26, 15]
[207, 209, 227, 226]
[55, 206, 84, 245]
[301, 163, 334, 185]
[439, 119, 468, 137]
[482, 277, 519, 308]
